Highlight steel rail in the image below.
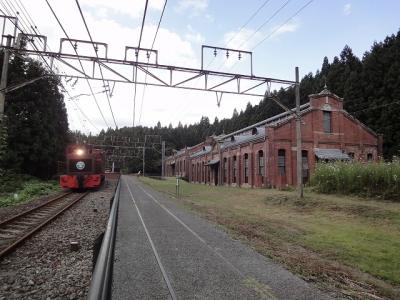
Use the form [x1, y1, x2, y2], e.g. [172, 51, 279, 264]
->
[87, 178, 121, 300]
[0, 192, 88, 258]
[0, 192, 71, 226]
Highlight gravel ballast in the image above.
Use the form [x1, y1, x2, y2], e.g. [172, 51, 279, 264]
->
[0, 179, 117, 300]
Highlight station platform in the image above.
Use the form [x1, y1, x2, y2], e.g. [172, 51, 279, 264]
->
[112, 175, 330, 299]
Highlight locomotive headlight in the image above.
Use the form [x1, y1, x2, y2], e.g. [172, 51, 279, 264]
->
[76, 148, 84, 156]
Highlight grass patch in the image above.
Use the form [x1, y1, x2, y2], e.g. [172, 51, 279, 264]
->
[0, 174, 60, 207]
[140, 177, 400, 299]
[311, 160, 400, 199]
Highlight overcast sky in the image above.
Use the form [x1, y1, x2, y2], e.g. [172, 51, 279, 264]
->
[2, 0, 400, 134]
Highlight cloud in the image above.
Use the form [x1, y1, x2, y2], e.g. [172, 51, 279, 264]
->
[80, 0, 163, 19]
[175, 0, 208, 15]
[269, 22, 299, 39]
[223, 28, 263, 50]
[343, 3, 352, 16]
[185, 25, 205, 44]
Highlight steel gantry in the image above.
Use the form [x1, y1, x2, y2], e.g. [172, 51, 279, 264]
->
[0, 14, 295, 100]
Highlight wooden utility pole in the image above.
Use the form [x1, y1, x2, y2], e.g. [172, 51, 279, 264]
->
[295, 67, 303, 198]
[0, 35, 12, 121]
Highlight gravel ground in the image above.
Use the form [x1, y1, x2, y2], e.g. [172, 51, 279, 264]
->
[0, 179, 117, 300]
[0, 191, 67, 223]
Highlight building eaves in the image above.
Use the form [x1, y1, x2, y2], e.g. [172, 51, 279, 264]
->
[189, 145, 212, 158]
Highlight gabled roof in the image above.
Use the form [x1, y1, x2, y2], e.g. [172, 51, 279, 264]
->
[221, 127, 265, 149]
[309, 87, 343, 102]
[190, 145, 212, 158]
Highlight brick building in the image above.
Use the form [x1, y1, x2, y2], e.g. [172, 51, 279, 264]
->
[165, 88, 382, 188]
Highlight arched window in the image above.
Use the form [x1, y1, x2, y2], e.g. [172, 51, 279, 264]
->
[323, 111, 332, 133]
[258, 150, 264, 176]
[233, 156, 237, 183]
[278, 149, 286, 176]
[367, 153, 373, 161]
[244, 153, 249, 183]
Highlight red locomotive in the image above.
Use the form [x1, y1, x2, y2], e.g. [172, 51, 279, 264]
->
[60, 144, 105, 190]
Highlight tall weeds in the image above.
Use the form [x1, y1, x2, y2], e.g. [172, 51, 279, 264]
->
[311, 160, 400, 200]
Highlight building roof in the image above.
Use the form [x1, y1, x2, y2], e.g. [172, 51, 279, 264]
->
[309, 86, 343, 102]
[190, 145, 212, 158]
[221, 127, 265, 149]
[314, 148, 350, 160]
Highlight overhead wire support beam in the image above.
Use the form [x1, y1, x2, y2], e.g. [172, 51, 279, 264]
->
[202, 45, 253, 76]
[6, 46, 295, 97]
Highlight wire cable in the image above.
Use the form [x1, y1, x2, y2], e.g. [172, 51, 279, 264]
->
[75, 0, 118, 128]
[45, 0, 111, 128]
[132, 0, 149, 127]
[214, 0, 291, 73]
[0, 4, 100, 133]
[138, 0, 167, 125]
[225, 0, 272, 48]
[238, 0, 291, 50]
[252, 0, 314, 50]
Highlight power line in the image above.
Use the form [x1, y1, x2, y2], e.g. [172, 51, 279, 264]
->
[238, 0, 291, 49]
[252, 0, 314, 50]
[132, 0, 149, 128]
[214, 0, 291, 73]
[0, 7, 100, 133]
[45, 0, 111, 128]
[75, 0, 117, 128]
[11, 2, 99, 133]
[205, 0, 272, 70]
[138, 0, 167, 125]
[225, 0, 272, 48]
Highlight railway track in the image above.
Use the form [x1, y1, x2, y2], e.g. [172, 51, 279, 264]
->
[0, 192, 89, 258]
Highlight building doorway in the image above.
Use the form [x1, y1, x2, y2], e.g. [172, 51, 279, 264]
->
[214, 165, 219, 185]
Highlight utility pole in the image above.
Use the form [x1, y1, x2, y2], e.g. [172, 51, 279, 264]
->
[295, 67, 303, 198]
[0, 35, 12, 120]
[161, 140, 165, 178]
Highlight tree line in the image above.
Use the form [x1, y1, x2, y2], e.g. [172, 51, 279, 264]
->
[1, 30, 399, 178]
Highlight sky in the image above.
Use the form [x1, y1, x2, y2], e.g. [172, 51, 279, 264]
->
[2, 0, 400, 134]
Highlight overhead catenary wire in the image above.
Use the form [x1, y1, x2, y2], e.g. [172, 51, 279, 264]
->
[45, 0, 111, 129]
[252, 0, 314, 50]
[132, 0, 149, 128]
[138, 0, 167, 126]
[205, 0, 272, 69]
[225, 0, 272, 48]
[0, 4, 99, 133]
[238, 0, 292, 50]
[214, 0, 292, 73]
[223, 0, 313, 74]
[75, 0, 118, 128]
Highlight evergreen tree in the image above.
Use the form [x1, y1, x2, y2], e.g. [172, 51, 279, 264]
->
[1, 52, 69, 178]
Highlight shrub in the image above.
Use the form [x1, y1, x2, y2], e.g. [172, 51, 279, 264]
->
[310, 160, 400, 200]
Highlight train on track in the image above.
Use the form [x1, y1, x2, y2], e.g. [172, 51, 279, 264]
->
[60, 144, 105, 190]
